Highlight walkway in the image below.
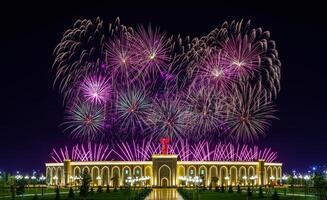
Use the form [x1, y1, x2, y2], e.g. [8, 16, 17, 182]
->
[145, 188, 184, 200]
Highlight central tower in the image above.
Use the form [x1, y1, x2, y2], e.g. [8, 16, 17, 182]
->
[152, 154, 178, 187]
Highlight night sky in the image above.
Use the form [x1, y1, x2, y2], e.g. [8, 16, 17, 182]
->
[1, 1, 326, 173]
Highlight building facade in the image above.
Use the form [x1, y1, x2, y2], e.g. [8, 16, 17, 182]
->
[45, 154, 282, 187]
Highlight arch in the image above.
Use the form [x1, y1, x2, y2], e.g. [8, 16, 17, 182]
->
[101, 166, 110, 186]
[73, 166, 81, 185]
[187, 165, 196, 177]
[82, 166, 90, 174]
[266, 166, 273, 184]
[198, 165, 207, 186]
[209, 166, 218, 187]
[273, 167, 278, 180]
[111, 166, 120, 187]
[46, 167, 51, 184]
[219, 166, 228, 186]
[144, 166, 152, 186]
[158, 164, 171, 187]
[248, 166, 256, 185]
[277, 167, 282, 180]
[230, 166, 238, 186]
[239, 166, 247, 185]
[74, 167, 81, 177]
[56, 167, 62, 186]
[122, 166, 131, 185]
[177, 166, 185, 177]
[133, 166, 142, 177]
[161, 177, 169, 187]
[51, 167, 56, 185]
[91, 166, 100, 186]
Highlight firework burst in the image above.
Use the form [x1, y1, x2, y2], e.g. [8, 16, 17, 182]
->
[130, 26, 170, 79]
[195, 49, 235, 92]
[186, 87, 226, 138]
[80, 75, 111, 105]
[106, 34, 137, 84]
[116, 87, 151, 133]
[225, 84, 277, 143]
[53, 18, 281, 143]
[221, 34, 262, 78]
[147, 95, 191, 139]
[63, 102, 105, 141]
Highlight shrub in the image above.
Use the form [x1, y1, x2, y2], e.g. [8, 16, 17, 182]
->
[228, 185, 233, 193]
[97, 186, 102, 193]
[55, 186, 60, 200]
[79, 170, 91, 197]
[247, 186, 252, 197]
[68, 187, 74, 199]
[33, 194, 38, 200]
[259, 186, 264, 198]
[271, 190, 279, 200]
[237, 184, 241, 193]
[220, 184, 225, 193]
[89, 187, 94, 195]
[106, 184, 110, 193]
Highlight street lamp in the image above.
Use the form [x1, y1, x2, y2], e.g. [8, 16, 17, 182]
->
[53, 176, 58, 185]
[270, 176, 275, 185]
[96, 176, 102, 186]
[224, 176, 230, 186]
[242, 176, 247, 186]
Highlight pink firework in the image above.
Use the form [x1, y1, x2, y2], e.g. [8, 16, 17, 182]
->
[112, 139, 160, 161]
[80, 75, 111, 105]
[196, 49, 235, 92]
[51, 142, 113, 163]
[221, 34, 262, 78]
[130, 26, 170, 78]
[106, 34, 137, 83]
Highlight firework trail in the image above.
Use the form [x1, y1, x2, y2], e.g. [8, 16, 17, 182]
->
[51, 139, 277, 163]
[52, 17, 281, 144]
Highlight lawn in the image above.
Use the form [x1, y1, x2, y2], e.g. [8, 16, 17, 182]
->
[0, 187, 151, 200]
[178, 188, 317, 200]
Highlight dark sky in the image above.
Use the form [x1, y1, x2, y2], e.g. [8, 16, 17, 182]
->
[0, 1, 326, 173]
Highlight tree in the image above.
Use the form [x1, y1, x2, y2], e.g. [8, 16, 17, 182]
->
[228, 185, 233, 193]
[68, 187, 74, 199]
[90, 187, 94, 195]
[55, 186, 60, 200]
[237, 184, 241, 193]
[259, 186, 264, 198]
[247, 186, 252, 197]
[313, 172, 327, 200]
[111, 176, 119, 191]
[271, 190, 279, 200]
[211, 177, 218, 188]
[220, 184, 225, 192]
[97, 186, 103, 193]
[79, 170, 91, 197]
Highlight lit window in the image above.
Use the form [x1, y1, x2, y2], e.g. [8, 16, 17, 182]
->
[125, 169, 129, 175]
[201, 169, 205, 175]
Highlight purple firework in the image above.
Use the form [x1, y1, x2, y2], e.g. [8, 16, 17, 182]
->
[130, 26, 170, 79]
[106, 34, 137, 83]
[80, 75, 111, 105]
[195, 49, 235, 92]
[221, 34, 262, 78]
[63, 102, 106, 141]
[116, 87, 151, 134]
[147, 95, 191, 139]
[51, 142, 113, 162]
